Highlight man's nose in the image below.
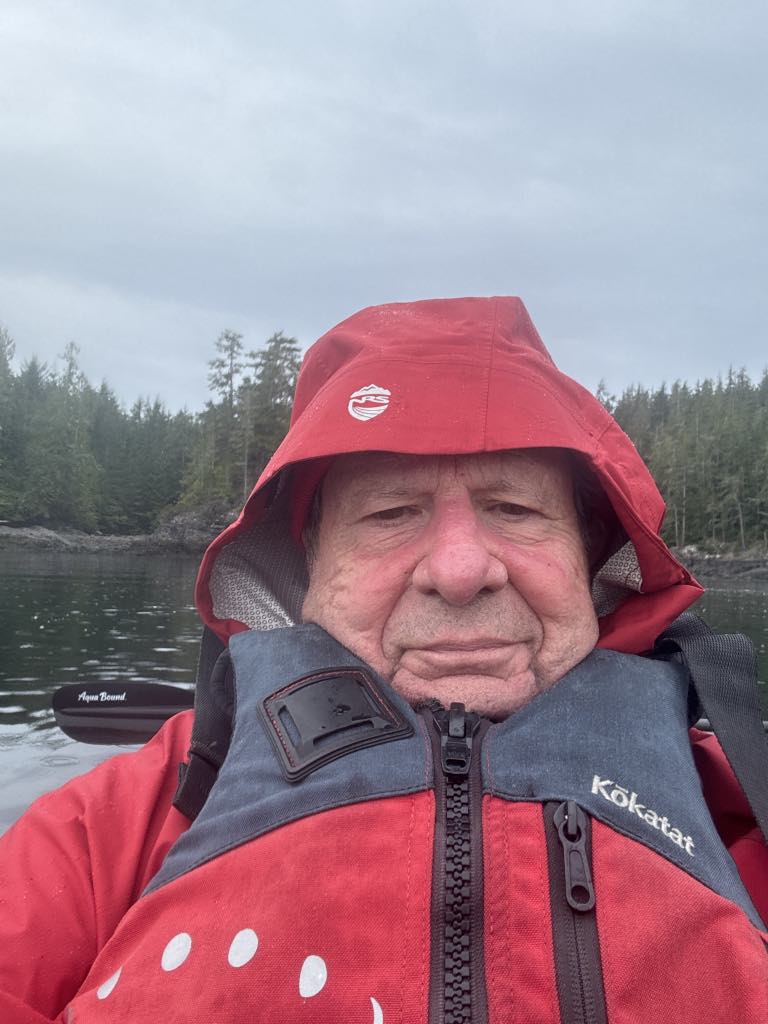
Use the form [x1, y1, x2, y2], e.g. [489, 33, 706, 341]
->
[411, 506, 508, 606]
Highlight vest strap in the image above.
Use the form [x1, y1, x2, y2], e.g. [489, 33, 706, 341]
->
[655, 612, 768, 845]
[173, 639, 234, 821]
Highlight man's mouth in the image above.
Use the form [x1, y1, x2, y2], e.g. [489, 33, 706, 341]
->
[420, 641, 510, 652]
[399, 640, 532, 678]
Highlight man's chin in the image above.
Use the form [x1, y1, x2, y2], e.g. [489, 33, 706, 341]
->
[390, 669, 540, 721]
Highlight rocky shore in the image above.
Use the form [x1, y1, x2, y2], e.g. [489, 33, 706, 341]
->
[2, 524, 767, 578]
[672, 548, 768, 581]
[0, 510, 227, 557]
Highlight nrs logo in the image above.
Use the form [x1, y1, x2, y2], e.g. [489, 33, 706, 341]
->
[347, 385, 391, 422]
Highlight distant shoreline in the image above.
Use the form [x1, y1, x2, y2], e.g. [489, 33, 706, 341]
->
[2, 525, 767, 580]
[672, 549, 768, 582]
[0, 516, 220, 557]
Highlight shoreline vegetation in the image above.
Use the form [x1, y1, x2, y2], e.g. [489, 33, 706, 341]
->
[2, 521, 767, 580]
[0, 508, 222, 556]
[675, 547, 768, 580]
[0, 329, 301, 540]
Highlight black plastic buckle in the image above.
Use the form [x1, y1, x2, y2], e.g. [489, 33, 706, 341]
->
[260, 667, 413, 782]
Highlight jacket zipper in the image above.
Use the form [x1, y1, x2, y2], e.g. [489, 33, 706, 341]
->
[424, 702, 489, 1024]
[544, 800, 608, 1024]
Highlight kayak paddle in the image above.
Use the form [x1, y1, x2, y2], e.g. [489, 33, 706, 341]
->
[52, 681, 194, 745]
[49, 683, 768, 746]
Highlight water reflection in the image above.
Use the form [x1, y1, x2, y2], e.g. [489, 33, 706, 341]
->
[1, 551, 200, 735]
[0, 551, 200, 830]
[696, 582, 768, 688]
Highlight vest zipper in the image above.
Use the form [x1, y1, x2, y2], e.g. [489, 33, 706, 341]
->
[544, 800, 608, 1024]
[424, 702, 489, 1024]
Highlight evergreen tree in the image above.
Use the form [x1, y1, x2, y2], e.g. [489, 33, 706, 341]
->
[204, 330, 245, 501]
[609, 367, 768, 551]
[0, 331, 199, 533]
[207, 330, 244, 408]
[182, 328, 301, 507]
[89, 382, 131, 531]
[240, 331, 301, 497]
[0, 326, 17, 518]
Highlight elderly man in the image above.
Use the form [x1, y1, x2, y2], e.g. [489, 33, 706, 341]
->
[1, 297, 766, 1023]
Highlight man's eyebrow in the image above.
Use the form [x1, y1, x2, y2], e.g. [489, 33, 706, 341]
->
[348, 476, 548, 503]
[349, 484, 426, 504]
[475, 475, 545, 496]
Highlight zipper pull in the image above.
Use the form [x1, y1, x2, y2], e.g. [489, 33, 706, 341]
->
[439, 702, 474, 777]
[554, 801, 595, 912]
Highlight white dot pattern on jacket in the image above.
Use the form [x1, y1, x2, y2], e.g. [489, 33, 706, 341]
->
[83, 935, 385, 1020]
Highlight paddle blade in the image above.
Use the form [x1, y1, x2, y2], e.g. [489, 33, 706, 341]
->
[52, 681, 194, 745]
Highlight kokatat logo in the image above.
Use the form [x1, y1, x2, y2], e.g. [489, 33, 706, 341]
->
[347, 384, 391, 422]
[591, 774, 695, 857]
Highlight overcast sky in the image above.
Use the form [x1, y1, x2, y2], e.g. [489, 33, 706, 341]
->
[2, 1, 766, 412]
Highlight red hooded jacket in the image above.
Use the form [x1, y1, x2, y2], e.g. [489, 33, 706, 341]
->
[0, 297, 765, 1023]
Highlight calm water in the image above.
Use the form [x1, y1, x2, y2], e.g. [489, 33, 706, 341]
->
[1, 551, 767, 831]
[0, 552, 200, 831]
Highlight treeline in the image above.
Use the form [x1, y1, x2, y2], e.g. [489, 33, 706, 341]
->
[182, 329, 301, 509]
[600, 369, 768, 551]
[0, 326, 300, 534]
[1, 320, 767, 550]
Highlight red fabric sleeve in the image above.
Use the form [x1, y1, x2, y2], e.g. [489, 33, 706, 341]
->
[0, 711, 193, 1022]
[691, 727, 768, 924]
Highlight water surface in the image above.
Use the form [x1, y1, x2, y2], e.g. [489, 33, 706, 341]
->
[1, 552, 767, 832]
[1, 551, 199, 830]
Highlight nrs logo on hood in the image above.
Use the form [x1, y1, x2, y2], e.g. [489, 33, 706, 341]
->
[347, 385, 391, 422]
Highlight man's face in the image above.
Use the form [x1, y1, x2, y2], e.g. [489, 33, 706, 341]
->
[301, 450, 600, 719]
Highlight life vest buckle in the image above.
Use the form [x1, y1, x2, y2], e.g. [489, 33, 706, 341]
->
[260, 667, 414, 782]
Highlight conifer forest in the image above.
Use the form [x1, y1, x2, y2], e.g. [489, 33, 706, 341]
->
[1, 321, 767, 553]
[0, 327, 300, 534]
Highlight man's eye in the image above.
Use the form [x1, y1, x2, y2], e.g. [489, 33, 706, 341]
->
[490, 502, 533, 518]
[368, 505, 418, 522]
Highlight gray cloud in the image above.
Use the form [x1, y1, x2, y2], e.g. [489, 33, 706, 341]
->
[1, 0, 766, 411]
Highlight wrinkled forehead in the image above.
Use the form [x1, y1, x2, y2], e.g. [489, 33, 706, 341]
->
[319, 449, 578, 509]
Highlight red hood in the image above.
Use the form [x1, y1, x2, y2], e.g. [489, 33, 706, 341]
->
[196, 296, 702, 654]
